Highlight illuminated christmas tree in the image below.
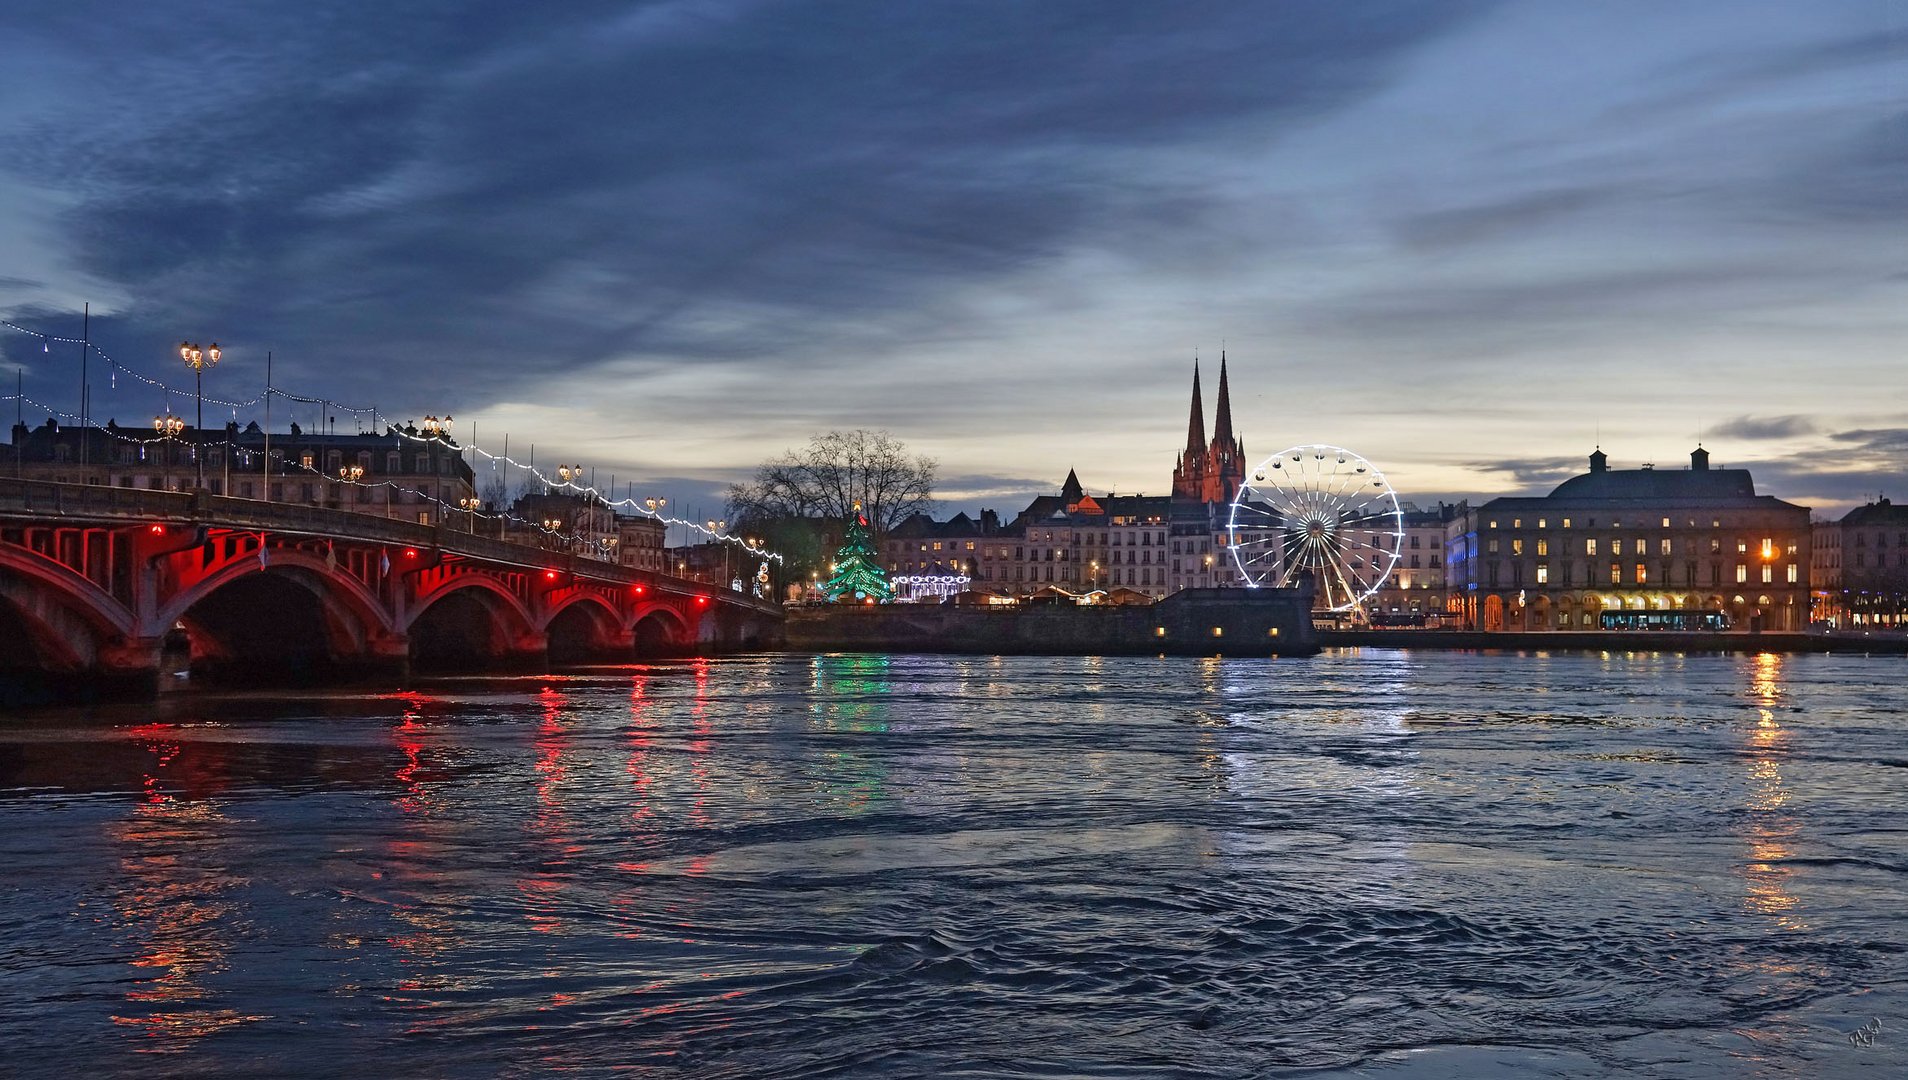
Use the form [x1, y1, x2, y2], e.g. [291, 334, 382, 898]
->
[823, 502, 891, 603]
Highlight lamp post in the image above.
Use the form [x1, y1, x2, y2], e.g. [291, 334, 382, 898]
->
[339, 464, 363, 509]
[153, 413, 184, 491]
[422, 414, 451, 523]
[542, 516, 564, 551]
[646, 496, 668, 552]
[459, 495, 480, 533]
[707, 518, 728, 587]
[177, 341, 221, 489]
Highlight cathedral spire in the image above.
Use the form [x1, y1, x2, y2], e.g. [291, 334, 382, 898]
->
[1184, 359, 1206, 462]
[1212, 349, 1234, 448]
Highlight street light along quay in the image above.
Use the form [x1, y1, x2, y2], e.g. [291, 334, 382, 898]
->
[177, 341, 221, 489]
[459, 495, 480, 532]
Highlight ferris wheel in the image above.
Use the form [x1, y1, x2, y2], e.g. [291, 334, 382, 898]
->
[1227, 444, 1404, 612]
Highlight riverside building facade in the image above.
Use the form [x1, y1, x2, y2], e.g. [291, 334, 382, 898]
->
[5, 418, 477, 522]
[1445, 447, 1811, 632]
[1810, 497, 1908, 628]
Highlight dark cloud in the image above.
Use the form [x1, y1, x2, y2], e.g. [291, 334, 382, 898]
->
[1828, 428, 1908, 458]
[1, 2, 1900, 510]
[1391, 187, 1612, 252]
[1461, 455, 1586, 492]
[0, 0, 1485, 410]
[1710, 414, 1817, 441]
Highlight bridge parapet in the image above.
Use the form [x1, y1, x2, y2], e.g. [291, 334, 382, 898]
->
[0, 478, 781, 616]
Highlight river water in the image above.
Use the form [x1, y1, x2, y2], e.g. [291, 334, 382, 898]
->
[0, 650, 1902, 1077]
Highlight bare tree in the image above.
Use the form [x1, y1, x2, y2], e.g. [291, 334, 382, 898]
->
[728, 429, 936, 535]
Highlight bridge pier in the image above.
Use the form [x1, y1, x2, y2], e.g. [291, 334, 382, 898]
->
[0, 635, 163, 708]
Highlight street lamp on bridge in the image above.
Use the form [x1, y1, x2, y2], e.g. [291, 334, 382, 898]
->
[459, 495, 480, 532]
[339, 464, 364, 509]
[177, 341, 221, 490]
[707, 518, 729, 586]
[422, 414, 452, 523]
[153, 413, 185, 491]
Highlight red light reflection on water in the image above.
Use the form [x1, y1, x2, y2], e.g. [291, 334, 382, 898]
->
[108, 800, 267, 1049]
[523, 684, 581, 934]
[391, 690, 436, 814]
[687, 659, 714, 831]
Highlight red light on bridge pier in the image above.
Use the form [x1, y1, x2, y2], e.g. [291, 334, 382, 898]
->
[695, 595, 709, 606]
[148, 524, 165, 535]
[545, 570, 559, 581]
[632, 585, 645, 594]
[404, 548, 419, 559]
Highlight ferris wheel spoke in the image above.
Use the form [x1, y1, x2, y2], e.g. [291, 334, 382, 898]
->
[1231, 444, 1397, 613]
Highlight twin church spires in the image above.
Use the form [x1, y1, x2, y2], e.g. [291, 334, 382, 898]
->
[1171, 352, 1246, 505]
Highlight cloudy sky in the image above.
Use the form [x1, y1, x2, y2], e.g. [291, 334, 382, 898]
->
[1, 1, 1902, 519]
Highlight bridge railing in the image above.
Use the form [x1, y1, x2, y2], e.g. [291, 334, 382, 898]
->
[0, 478, 783, 615]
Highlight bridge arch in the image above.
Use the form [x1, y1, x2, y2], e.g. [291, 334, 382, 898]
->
[630, 602, 693, 656]
[155, 550, 399, 681]
[0, 545, 139, 670]
[544, 593, 630, 661]
[0, 560, 135, 675]
[406, 575, 542, 666]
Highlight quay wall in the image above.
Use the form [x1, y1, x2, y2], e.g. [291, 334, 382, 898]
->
[785, 587, 1318, 657]
[1321, 629, 1908, 655]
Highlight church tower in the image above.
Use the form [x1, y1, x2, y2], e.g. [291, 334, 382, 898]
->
[1171, 361, 1207, 500]
[1171, 353, 1247, 506]
[1203, 351, 1246, 504]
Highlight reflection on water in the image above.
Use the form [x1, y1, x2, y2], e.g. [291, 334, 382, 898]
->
[808, 654, 891, 814]
[109, 797, 265, 1049]
[1741, 653, 1805, 932]
[0, 652, 1902, 1077]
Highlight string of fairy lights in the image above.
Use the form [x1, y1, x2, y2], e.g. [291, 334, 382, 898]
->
[1, 317, 782, 565]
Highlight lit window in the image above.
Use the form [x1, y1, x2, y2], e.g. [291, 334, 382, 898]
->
[1610, 563, 1622, 584]
[1538, 518, 1547, 529]
[1562, 518, 1572, 529]
[1536, 565, 1549, 584]
[1587, 539, 1598, 556]
[1762, 565, 1773, 584]
[1786, 564, 1798, 584]
[1536, 539, 1548, 556]
[1737, 564, 1748, 584]
[1662, 517, 1671, 528]
[1636, 563, 1647, 584]
[1511, 539, 1523, 556]
[1613, 539, 1624, 556]
[1513, 518, 1522, 528]
[1660, 538, 1672, 556]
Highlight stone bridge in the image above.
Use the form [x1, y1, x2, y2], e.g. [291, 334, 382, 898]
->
[0, 479, 782, 703]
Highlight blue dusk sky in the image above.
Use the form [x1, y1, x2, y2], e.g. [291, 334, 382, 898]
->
[0, 1, 1902, 519]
